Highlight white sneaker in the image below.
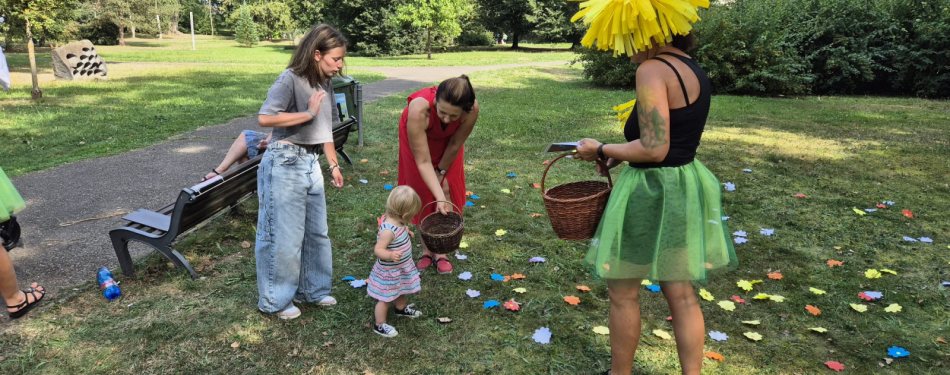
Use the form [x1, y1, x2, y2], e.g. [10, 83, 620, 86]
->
[259, 304, 301, 320]
[395, 304, 422, 318]
[318, 296, 337, 306]
[374, 323, 398, 338]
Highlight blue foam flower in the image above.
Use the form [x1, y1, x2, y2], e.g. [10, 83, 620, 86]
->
[724, 182, 736, 191]
[490, 273, 505, 281]
[507, 173, 517, 177]
[646, 285, 661, 292]
[470, 195, 480, 200]
[709, 331, 729, 342]
[483, 300, 500, 309]
[733, 230, 747, 237]
[532, 327, 552, 344]
[466, 289, 481, 298]
[383, 184, 393, 190]
[458, 271, 473, 280]
[350, 279, 367, 288]
[341, 276, 356, 281]
[920, 237, 933, 243]
[734, 237, 748, 244]
[887, 346, 909, 358]
[465, 201, 474, 206]
[760, 228, 775, 236]
[529, 257, 546, 263]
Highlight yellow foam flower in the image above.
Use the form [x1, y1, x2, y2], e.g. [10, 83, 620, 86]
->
[699, 288, 714, 301]
[593, 326, 610, 335]
[769, 295, 786, 303]
[571, 0, 710, 57]
[641, 279, 652, 286]
[884, 303, 902, 313]
[809, 287, 827, 295]
[865, 269, 882, 279]
[809, 327, 828, 333]
[717, 300, 736, 311]
[850, 303, 868, 312]
[495, 229, 507, 236]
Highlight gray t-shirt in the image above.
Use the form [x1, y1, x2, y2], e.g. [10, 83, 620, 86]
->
[259, 69, 338, 145]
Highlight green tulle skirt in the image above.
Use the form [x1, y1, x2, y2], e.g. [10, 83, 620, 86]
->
[585, 159, 737, 286]
[0, 167, 26, 223]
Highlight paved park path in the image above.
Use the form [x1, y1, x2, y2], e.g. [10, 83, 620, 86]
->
[3, 61, 567, 323]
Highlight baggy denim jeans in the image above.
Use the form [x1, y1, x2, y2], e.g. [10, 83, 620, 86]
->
[255, 142, 333, 313]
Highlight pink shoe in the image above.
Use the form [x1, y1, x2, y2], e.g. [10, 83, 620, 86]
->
[436, 257, 453, 274]
[416, 255, 434, 271]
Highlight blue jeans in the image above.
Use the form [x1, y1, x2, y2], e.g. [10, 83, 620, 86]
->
[255, 142, 333, 313]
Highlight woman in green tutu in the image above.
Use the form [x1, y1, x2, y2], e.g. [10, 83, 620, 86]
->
[572, 1, 737, 373]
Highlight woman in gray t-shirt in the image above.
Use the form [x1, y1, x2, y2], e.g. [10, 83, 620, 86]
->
[253, 24, 347, 320]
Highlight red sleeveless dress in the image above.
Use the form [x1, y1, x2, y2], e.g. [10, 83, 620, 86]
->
[398, 87, 466, 225]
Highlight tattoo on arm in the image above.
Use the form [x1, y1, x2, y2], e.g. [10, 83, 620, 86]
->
[637, 103, 668, 150]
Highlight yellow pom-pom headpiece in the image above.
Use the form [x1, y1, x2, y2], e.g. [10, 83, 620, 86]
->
[571, 0, 709, 57]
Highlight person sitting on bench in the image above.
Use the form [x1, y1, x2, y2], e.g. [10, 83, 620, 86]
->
[204, 130, 273, 181]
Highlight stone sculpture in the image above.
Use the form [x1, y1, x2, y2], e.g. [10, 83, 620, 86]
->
[51, 40, 108, 80]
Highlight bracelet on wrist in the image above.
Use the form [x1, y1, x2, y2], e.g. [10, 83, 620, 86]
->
[306, 109, 316, 119]
[597, 143, 607, 161]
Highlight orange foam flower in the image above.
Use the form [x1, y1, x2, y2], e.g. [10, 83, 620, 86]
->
[826, 260, 843, 267]
[577, 285, 591, 292]
[563, 296, 581, 305]
[767, 272, 783, 280]
[705, 352, 724, 361]
[806, 305, 821, 316]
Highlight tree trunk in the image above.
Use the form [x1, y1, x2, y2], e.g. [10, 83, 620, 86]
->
[427, 28, 432, 60]
[131, 24, 136, 39]
[511, 33, 520, 49]
[170, 12, 182, 34]
[130, 12, 135, 39]
[26, 20, 42, 100]
[119, 24, 126, 46]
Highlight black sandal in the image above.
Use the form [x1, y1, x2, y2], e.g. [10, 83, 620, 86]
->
[7, 284, 45, 319]
[201, 168, 221, 182]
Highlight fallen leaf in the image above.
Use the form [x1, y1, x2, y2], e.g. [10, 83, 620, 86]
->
[322, 342, 334, 347]
[825, 361, 845, 372]
[576, 285, 591, 292]
[744, 332, 763, 341]
[809, 327, 828, 333]
[563, 296, 581, 305]
[592, 326, 610, 335]
[885, 358, 894, 365]
[718, 300, 736, 311]
[230, 342, 240, 348]
[705, 351, 724, 361]
[653, 329, 672, 340]
[884, 303, 902, 313]
[937, 337, 947, 344]
[806, 305, 821, 316]
[850, 303, 868, 312]
[809, 287, 827, 295]
[827, 260, 843, 267]
[768, 272, 783, 280]
[241, 241, 251, 249]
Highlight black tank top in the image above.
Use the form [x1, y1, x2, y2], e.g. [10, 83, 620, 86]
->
[623, 52, 712, 168]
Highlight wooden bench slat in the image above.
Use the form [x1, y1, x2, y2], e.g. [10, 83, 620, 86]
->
[122, 209, 172, 232]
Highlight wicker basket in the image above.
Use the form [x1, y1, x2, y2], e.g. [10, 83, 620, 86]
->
[541, 152, 613, 241]
[419, 200, 464, 254]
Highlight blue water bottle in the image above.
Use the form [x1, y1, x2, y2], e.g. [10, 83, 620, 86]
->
[97, 267, 121, 301]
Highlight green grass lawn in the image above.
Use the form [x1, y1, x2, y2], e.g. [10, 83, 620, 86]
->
[1, 66, 948, 374]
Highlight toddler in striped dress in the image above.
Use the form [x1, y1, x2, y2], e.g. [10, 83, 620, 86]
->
[368, 186, 423, 337]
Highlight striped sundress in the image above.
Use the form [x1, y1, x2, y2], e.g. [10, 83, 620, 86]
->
[367, 221, 421, 302]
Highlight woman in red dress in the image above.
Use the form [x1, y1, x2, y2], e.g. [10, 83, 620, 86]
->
[398, 75, 479, 274]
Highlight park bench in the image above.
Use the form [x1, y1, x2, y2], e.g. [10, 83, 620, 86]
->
[109, 117, 358, 279]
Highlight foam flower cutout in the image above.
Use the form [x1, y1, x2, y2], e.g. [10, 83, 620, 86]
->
[885, 200, 895, 205]
[709, 331, 728, 341]
[350, 280, 367, 288]
[466, 289, 481, 298]
[809, 288, 826, 295]
[470, 195, 480, 200]
[734, 237, 748, 244]
[564, 296, 581, 305]
[865, 269, 882, 279]
[458, 272, 473, 280]
[379, 171, 389, 174]
[465, 202, 474, 207]
[724, 182, 736, 191]
[384, 184, 394, 190]
[507, 173, 516, 178]
[531, 213, 542, 218]
[465, 191, 474, 196]
[809, 327, 828, 333]
[794, 193, 806, 198]
[733, 230, 747, 237]
[455, 253, 468, 260]
[944, 281, 950, 287]
[529, 257, 546, 263]
[458, 242, 469, 249]
[504, 299, 520, 311]
[644, 285, 661, 292]
[876, 203, 887, 208]
[852, 207, 866, 215]
[495, 229, 507, 236]
[850, 303, 868, 312]
[753, 293, 772, 300]
[880, 269, 897, 275]
[887, 346, 909, 358]
[722, 216, 730, 220]
[718, 301, 736, 311]
[577, 285, 591, 292]
[341, 276, 356, 281]
[827, 260, 843, 267]
[742, 320, 761, 326]
[737, 280, 761, 291]
[903, 236, 918, 242]
[884, 303, 902, 313]
[902, 209, 913, 218]
[491, 273, 505, 281]
[513, 287, 527, 294]
[592, 326, 609, 335]
[760, 228, 775, 236]
[512, 274, 526, 280]
[503, 276, 511, 282]
[500, 189, 511, 194]
[767, 272, 783, 280]
[705, 352, 724, 361]
[653, 329, 672, 340]
[769, 295, 785, 302]
[533, 183, 541, 189]
[542, 160, 550, 165]
[483, 300, 500, 309]
[806, 305, 821, 315]
[744, 332, 762, 341]
[359, 179, 368, 184]
[742, 168, 752, 172]
[731, 295, 745, 303]
[864, 291, 883, 300]
[699, 289, 715, 301]
[825, 361, 845, 372]
[920, 237, 933, 243]
[865, 208, 877, 212]
[533, 327, 552, 344]
[641, 280, 653, 286]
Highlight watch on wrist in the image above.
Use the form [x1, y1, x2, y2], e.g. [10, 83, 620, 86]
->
[435, 167, 446, 175]
[597, 143, 607, 161]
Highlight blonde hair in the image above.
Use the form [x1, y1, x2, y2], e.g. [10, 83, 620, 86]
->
[386, 186, 422, 224]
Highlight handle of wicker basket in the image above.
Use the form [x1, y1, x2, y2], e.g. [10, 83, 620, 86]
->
[421, 200, 464, 222]
[541, 152, 614, 194]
